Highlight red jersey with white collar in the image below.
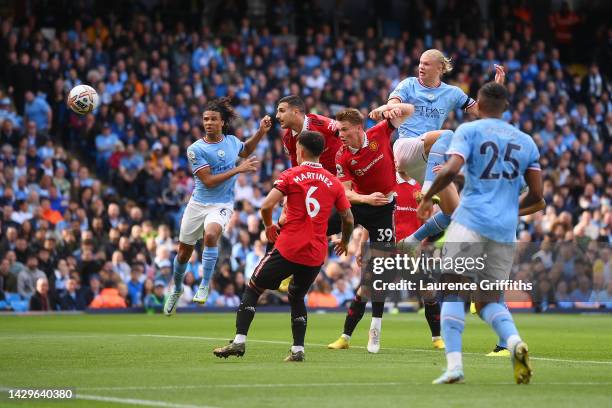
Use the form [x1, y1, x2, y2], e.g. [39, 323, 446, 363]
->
[335, 120, 397, 196]
[281, 113, 342, 175]
[394, 174, 423, 241]
[273, 162, 350, 266]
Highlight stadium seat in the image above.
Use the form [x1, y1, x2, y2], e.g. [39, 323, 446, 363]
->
[10, 300, 29, 312]
[0, 300, 7, 309]
[5, 293, 21, 302]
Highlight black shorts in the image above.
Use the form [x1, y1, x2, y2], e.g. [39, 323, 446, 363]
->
[327, 199, 396, 243]
[250, 249, 321, 298]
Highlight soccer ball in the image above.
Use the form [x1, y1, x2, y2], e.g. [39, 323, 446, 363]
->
[67, 84, 99, 115]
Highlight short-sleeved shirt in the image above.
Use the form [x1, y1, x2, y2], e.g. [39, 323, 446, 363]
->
[335, 120, 397, 196]
[273, 162, 350, 266]
[388, 77, 475, 138]
[394, 174, 422, 241]
[447, 118, 541, 243]
[187, 135, 244, 205]
[282, 113, 342, 175]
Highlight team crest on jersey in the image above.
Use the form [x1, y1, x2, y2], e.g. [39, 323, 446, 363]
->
[336, 164, 345, 178]
[217, 149, 225, 158]
[187, 150, 196, 164]
[369, 141, 379, 152]
[413, 190, 424, 204]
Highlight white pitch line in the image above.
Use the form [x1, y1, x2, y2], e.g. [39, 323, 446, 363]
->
[76, 381, 612, 392]
[0, 387, 216, 408]
[80, 382, 403, 391]
[77, 393, 219, 408]
[132, 334, 612, 366]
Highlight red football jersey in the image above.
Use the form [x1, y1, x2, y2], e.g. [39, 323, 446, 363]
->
[394, 174, 423, 241]
[335, 120, 397, 196]
[273, 162, 351, 266]
[282, 113, 342, 175]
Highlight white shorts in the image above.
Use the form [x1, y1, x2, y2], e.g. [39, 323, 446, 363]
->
[178, 200, 233, 245]
[442, 221, 516, 282]
[393, 137, 427, 184]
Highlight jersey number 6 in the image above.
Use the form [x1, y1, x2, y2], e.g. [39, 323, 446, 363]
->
[306, 186, 321, 218]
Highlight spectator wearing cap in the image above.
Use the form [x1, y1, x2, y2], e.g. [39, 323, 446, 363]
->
[17, 255, 46, 299]
[59, 278, 87, 311]
[95, 122, 119, 177]
[29, 277, 57, 311]
[144, 280, 166, 312]
[89, 279, 127, 309]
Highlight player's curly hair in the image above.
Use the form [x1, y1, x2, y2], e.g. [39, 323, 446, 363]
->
[423, 49, 453, 75]
[204, 97, 237, 133]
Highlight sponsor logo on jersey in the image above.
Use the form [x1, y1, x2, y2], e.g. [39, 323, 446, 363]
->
[352, 153, 384, 177]
[414, 105, 446, 118]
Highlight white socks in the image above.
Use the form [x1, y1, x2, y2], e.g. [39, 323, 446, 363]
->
[234, 334, 246, 344]
[446, 351, 463, 371]
[291, 345, 304, 353]
[370, 317, 382, 331]
[506, 335, 522, 352]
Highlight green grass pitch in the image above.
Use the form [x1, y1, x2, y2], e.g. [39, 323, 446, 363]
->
[1, 312, 611, 408]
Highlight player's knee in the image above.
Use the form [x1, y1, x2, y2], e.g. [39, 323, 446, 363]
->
[176, 245, 192, 264]
[203, 231, 219, 247]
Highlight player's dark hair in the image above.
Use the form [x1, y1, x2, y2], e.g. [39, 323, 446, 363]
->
[477, 82, 508, 116]
[297, 131, 325, 158]
[204, 97, 237, 133]
[335, 108, 364, 126]
[278, 95, 305, 113]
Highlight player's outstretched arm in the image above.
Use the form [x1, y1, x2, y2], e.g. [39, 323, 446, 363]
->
[466, 65, 505, 117]
[260, 187, 284, 243]
[518, 168, 544, 216]
[418, 154, 463, 220]
[342, 181, 389, 206]
[368, 103, 415, 129]
[195, 156, 259, 188]
[239, 115, 272, 158]
[333, 208, 354, 256]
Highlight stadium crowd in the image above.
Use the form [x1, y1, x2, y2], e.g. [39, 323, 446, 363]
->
[0, 0, 610, 312]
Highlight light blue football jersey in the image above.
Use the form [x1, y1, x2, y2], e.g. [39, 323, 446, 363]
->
[447, 118, 540, 243]
[187, 135, 245, 204]
[389, 77, 474, 138]
[424, 130, 454, 183]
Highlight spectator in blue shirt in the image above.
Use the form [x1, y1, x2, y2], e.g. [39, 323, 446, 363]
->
[95, 123, 119, 177]
[570, 276, 593, 302]
[24, 91, 52, 133]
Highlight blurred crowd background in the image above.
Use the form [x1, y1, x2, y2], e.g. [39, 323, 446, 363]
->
[0, 0, 610, 312]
